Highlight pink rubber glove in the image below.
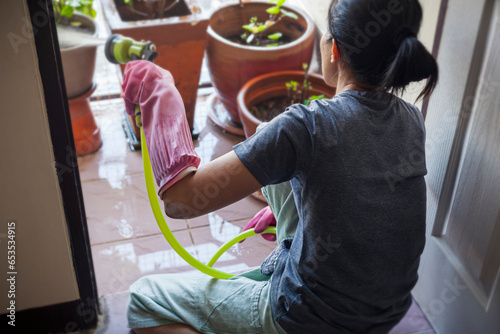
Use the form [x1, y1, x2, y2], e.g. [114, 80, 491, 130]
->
[121, 60, 200, 198]
[241, 206, 277, 242]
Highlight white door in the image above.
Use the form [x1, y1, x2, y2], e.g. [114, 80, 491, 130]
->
[413, 0, 500, 333]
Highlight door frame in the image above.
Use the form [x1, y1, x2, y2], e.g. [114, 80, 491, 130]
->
[13, 0, 99, 332]
[421, 0, 448, 120]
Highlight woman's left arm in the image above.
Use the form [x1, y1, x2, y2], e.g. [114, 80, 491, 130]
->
[162, 151, 263, 219]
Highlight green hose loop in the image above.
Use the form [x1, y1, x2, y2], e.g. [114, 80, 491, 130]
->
[206, 226, 277, 267]
[140, 127, 276, 279]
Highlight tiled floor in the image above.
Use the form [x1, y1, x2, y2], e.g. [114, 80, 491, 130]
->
[76, 1, 435, 332]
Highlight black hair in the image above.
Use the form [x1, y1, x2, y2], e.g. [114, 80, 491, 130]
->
[327, 0, 438, 101]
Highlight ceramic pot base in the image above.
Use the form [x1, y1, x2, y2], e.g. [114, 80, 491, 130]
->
[207, 94, 245, 137]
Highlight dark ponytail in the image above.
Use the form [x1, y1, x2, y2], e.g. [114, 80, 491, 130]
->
[381, 35, 439, 101]
[328, 0, 439, 101]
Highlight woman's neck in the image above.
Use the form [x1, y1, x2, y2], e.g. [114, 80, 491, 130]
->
[335, 65, 374, 95]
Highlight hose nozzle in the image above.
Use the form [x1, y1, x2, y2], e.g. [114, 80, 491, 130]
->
[105, 34, 159, 64]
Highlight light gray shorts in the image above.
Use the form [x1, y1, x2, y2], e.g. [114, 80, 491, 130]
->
[127, 269, 286, 334]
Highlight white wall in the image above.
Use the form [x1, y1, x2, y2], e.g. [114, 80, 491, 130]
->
[0, 0, 80, 311]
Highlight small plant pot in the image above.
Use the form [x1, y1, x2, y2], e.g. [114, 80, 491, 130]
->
[206, 1, 316, 125]
[68, 84, 102, 156]
[237, 71, 336, 138]
[101, 0, 209, 133]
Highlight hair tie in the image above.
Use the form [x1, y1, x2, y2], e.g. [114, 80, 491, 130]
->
[393, 25, 417, 47]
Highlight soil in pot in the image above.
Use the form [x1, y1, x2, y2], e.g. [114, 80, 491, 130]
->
[251, 96, 290, 122]
[251, 95, 323, 122]
[226, 34, 293, 47]
[114, 0, 191, 21]
[238, 71, 335, 139]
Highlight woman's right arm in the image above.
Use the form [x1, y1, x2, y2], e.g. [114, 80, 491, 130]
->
[162, 151, 263, 219]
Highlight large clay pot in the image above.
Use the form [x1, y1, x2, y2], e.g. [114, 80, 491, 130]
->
[101, 0, 209, 134]
[59, 13, 98, 99]
[238, 71, 336, 138]
[206, 1, 316, 125]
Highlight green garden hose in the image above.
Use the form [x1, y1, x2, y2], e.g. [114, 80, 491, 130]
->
[140, 125, 276, 279]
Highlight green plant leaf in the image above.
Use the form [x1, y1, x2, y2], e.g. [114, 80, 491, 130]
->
[277, 0, 286, 7]
[281, 9, 298, 19]
[304, 95, 325, 106]
[257, 24, 267, 33]
[60, 4, 74, 18]
[266, 43, 280, 47]
[266, 6, 281, 15]
[267, 32, 282, 40]
[242, 24, 254, 32]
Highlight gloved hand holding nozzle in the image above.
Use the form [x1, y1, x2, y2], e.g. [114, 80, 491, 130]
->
[121, 60, 200, 198]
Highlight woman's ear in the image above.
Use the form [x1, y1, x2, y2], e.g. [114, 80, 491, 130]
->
[331, 41, 341, 63]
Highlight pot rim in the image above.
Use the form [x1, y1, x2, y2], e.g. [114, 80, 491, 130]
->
[238, 70, 334, 126]
[58, 12, 98, 51]
[207, 1, 314, 51]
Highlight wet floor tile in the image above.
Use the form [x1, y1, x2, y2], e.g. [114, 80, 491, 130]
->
[194, 117, 244, 167]
[78, 99, 144, 183]
[92, 231, 194, 296]
[189, 214, 277, 274]
[98, 291, 132, 334]
[82, 173, 188, 245]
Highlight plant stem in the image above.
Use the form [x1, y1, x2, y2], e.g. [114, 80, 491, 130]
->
[239, 0, 247, 27]
[302, 66, 311, 102]
[259, 15, 284, 39]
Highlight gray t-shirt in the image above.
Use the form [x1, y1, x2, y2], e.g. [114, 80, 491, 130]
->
[233, 90, 427, 333]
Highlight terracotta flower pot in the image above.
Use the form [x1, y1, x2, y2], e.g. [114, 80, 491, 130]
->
[238, 71, 336, 138]
[59, 13, 98, 99]
[206, 1, 316, 125]
[101, 0, 209, 134]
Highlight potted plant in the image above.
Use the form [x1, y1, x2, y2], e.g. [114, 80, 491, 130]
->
[238, 66, 336, 138]
[55, 0, 98, 99]
[206, 0, 315, 133]
[54, 0, 102, 156]
[100, 0, 210, 139]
